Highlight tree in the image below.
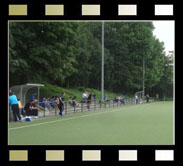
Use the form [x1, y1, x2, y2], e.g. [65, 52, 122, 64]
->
[9, 21, 172, 99]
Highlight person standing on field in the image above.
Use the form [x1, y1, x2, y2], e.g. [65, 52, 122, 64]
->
[58, 92, 65, 117]
[87, 93, 92, 109]
[135, 95, 138, 104]
[146, 94, 150, 103]
[9, 90, 22, 122]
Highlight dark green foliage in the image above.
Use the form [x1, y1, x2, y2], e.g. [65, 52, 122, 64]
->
[9, 22, 173, 98]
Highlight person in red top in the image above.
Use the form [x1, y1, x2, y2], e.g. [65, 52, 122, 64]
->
[24, 100, 39, 118]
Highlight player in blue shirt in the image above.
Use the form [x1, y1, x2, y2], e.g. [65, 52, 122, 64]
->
[9, 90, 22, 122]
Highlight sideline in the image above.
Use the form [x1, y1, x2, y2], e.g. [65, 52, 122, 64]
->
[9, 103, 152, 131]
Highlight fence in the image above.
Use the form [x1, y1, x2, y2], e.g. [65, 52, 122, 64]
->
[9, 97, 155, 121]
[34, 98, 137, 118]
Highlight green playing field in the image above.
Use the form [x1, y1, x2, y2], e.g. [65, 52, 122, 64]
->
[8, 101, 174, 145]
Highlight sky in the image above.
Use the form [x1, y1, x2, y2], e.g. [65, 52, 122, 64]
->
[152, 21, 175, 55]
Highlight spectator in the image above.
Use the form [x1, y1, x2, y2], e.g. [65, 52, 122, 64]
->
[58, 92, 65, 117]
[72, 96, 79, 107]
[18, 99, 25, 117]
[115, 96, 120, 103]
[55, 96, 60, 105]
[39, 97, 49, 110]
[50, 96, 57, 109]
[82, 92, 87, 99]
[135, 95, 139, 104]
[114, 96, 117, 102]
[42, 97, 50, 110]
[93, 94, 96, 100]
[50, 96, 54, 106]
[9, 90, 22, 122]
[47, 98, 52, 110]
[82, 91, 88, 102]
[118, 96, 120, 103]
[146, 94, 150, 103]
[119, 96, 124, 104]
[61, 92, 65, 101]
[68, 97, 73, 106]
[33, 100, 39, 115]
[24, 100, 39, 118]
[104, 95, 109, 102]
[54, 96, 60, 110]
[39, 97, 45, 107]
[87, 93, 92, 109]
[68, 96, 79, 107]
[24, 101, 31, 117]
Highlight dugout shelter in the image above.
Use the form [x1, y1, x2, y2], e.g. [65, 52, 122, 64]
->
[10, 83, 44, 107]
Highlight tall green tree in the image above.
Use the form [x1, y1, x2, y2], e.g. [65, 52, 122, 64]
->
[9, 21, 172, 98]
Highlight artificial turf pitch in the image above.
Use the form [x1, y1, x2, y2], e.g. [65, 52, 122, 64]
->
[9, 101, 174, 145]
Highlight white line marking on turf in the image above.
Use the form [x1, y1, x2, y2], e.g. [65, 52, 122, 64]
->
[9, 104, 150, 130]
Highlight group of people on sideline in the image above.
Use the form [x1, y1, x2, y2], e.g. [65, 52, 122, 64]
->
[9, 90, 41, 122]
[9, 88, 152, 122]
[9, 90, 95, 122]
[9, 90, 66, 122]
[135, 94, 150, 104]
[81, 91, 93, 109]
[39, 92, 65, 117]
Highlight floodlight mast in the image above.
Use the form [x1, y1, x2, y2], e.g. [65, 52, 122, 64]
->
[142, 58, 145, 100]
[101, 21, 104, 102]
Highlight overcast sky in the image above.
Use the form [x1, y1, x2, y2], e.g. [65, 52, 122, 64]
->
[152, 21, 174, 55]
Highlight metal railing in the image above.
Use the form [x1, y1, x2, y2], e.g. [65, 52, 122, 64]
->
[9, 98, 155, 121]
[36, 98, 137, 118]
